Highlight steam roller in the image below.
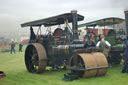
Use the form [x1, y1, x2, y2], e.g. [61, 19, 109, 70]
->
[69, 51, 108, 78]
[21, 10, 109, 79]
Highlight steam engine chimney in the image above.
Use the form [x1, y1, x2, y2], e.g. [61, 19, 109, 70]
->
[124, 10, 128, 35]
[71, 10, 78, 40]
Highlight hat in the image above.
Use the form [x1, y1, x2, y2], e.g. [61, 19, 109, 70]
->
[100, 35, 105, 39]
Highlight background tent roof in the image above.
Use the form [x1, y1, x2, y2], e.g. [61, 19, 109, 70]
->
[21, 13, 84, 27]
[78, 17, 125, 28]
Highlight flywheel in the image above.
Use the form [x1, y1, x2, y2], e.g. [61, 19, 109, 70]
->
[25, 43, 47, 73]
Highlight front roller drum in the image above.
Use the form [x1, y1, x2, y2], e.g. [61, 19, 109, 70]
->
[71, 52, 108, 78]
[25, 43, 47, 73]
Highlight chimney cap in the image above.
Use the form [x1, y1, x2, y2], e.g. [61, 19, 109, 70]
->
[124, 10, 128, 13]
[71, 10, 77, 14]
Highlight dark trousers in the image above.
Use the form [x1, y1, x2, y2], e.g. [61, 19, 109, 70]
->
[10, 48, 15, 54]
[122, 56, 128, 72]
[19, 48, 22, 52]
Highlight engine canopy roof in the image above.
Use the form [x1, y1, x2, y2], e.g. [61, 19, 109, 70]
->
[78, 17, 125, 27]
[21, 13, 84, 27]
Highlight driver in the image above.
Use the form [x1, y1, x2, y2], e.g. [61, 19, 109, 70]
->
[83, 29, 96, 48]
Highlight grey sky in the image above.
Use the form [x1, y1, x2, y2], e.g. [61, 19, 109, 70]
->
[0, 0, 127, 36]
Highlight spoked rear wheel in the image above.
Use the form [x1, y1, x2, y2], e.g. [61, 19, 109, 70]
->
[25, 43, 47, 73]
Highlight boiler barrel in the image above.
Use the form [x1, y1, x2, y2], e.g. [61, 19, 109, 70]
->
[52, 44, 84, 57]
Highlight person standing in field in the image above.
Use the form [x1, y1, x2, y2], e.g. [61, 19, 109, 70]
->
[19, 42, 23, 53]
[10, 41, 16, 54]
[122, 37, 128, 73]
[96, 35, 111, 58]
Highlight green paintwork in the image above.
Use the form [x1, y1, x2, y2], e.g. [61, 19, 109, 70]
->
[106, 36, 116, 46]
[106, 36, 124, 52]
[95, 35, 124, 52]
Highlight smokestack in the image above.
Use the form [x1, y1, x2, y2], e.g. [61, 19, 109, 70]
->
[124, 10, 128, 35]
[71, 10, 78, 40]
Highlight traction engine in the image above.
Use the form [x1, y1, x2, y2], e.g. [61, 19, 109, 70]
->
[21, 10, 108, 78]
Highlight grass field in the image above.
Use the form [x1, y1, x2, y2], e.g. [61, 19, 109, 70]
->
[0, 45, 128, 85]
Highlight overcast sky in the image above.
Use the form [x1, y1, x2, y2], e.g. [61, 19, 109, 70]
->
[0, 0, 128, 36]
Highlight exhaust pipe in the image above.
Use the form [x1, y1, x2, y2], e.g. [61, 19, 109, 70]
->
[124, 10, 128, 35]
[71, 10, 78, 40]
